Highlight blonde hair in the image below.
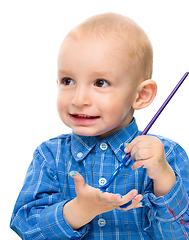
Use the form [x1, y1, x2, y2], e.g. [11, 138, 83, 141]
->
[67, 13, 153, 81]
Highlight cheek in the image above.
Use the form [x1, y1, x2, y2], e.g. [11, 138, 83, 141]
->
[57, 95, 71, 127]
[57, 95, 62, 112]
[57, 93, 68, 114]
[102, 95, 130, 115]
[104, 95, 135, 126]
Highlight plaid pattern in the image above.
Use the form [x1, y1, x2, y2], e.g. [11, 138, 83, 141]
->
[10, 118, 189, 239]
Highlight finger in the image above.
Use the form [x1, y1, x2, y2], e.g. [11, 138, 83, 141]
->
[124, 136, 142, 154]
[119, 194, 143, 210]
[125, 194, 144, 210]
[120, 143, 128, 152]
[124, 135, 141, 150]
[70, 171, 85, 193]
[124, 136, 153, 154]
[97, 191, 116, 205]
[98, 189, 138, 207]
[132, 160, 146, 170]
[119, 190, 138, 208]
[118, 189, 138, 207]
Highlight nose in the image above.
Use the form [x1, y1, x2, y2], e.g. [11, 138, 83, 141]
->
[71, 86, 92, 107]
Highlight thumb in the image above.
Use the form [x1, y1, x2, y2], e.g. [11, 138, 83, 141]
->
[119, 142, 131, 153]
[70, 171, 86, 193]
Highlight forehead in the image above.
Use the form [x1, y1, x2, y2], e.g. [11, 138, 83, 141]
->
[58, 36, 132, 75]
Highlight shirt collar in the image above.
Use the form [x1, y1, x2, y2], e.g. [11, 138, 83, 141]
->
[71, 118, 139, 164]
[71, 133, 99, 161]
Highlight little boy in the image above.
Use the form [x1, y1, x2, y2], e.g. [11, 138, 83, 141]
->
[10, 13, 189, 239]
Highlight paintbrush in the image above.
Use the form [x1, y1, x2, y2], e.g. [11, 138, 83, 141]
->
[100, 72, 189, 194]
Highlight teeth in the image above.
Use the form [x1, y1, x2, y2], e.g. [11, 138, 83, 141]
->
[71, 114, 99, 119]
[78, 115, 90, 118]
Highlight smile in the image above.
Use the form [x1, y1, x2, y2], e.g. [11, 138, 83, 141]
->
[70, 114, 100, 119]
[69, 113, 100, 125]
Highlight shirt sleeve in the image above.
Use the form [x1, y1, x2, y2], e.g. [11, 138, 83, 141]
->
[142, 143, 189, 239]
[10, 145, 90, 240]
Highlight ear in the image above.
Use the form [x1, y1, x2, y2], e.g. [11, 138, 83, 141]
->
[132, 80, 157, 110]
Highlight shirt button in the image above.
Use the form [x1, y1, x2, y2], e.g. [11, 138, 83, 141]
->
[99, 177, 107, 186]
[100, 142, 108, 150]
[77, 152, 83, 158]
[98, 218, 106, 227]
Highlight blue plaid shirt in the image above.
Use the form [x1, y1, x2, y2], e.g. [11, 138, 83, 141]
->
[10, 118, 189, 239]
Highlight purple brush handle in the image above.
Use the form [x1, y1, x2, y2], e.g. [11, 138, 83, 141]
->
[141, 71, 189, 135]
[100, 72, 189, 191]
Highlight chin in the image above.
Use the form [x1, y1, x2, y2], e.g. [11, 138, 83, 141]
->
[72, 128, 94, 137]
[72, 127, 104, 137]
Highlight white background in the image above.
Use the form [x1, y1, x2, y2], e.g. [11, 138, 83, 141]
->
[1, 0, 188, 239]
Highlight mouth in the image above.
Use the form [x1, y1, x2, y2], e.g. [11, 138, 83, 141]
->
[69, 113, 100, 125]
[70, 114, 100, 119]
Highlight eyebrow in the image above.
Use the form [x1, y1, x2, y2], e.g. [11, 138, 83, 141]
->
[91, 70, 118, 78]
[58, 69, 72, 75]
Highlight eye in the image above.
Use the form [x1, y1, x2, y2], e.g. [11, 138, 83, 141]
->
[61, 77, 75, 85]
[94, 79, 110, 88]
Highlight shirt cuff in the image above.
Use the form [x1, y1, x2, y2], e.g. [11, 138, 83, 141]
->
[143, 173, 189, 222]
[39, 200, 90, 239]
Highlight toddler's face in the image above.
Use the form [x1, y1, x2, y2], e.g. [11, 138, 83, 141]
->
[57, 36, 139, 138]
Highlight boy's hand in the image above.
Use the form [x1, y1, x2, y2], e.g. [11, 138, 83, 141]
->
[63, 171, 143, 230]
[125, 135, 167, 179]
[124, 135, 176, 196]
